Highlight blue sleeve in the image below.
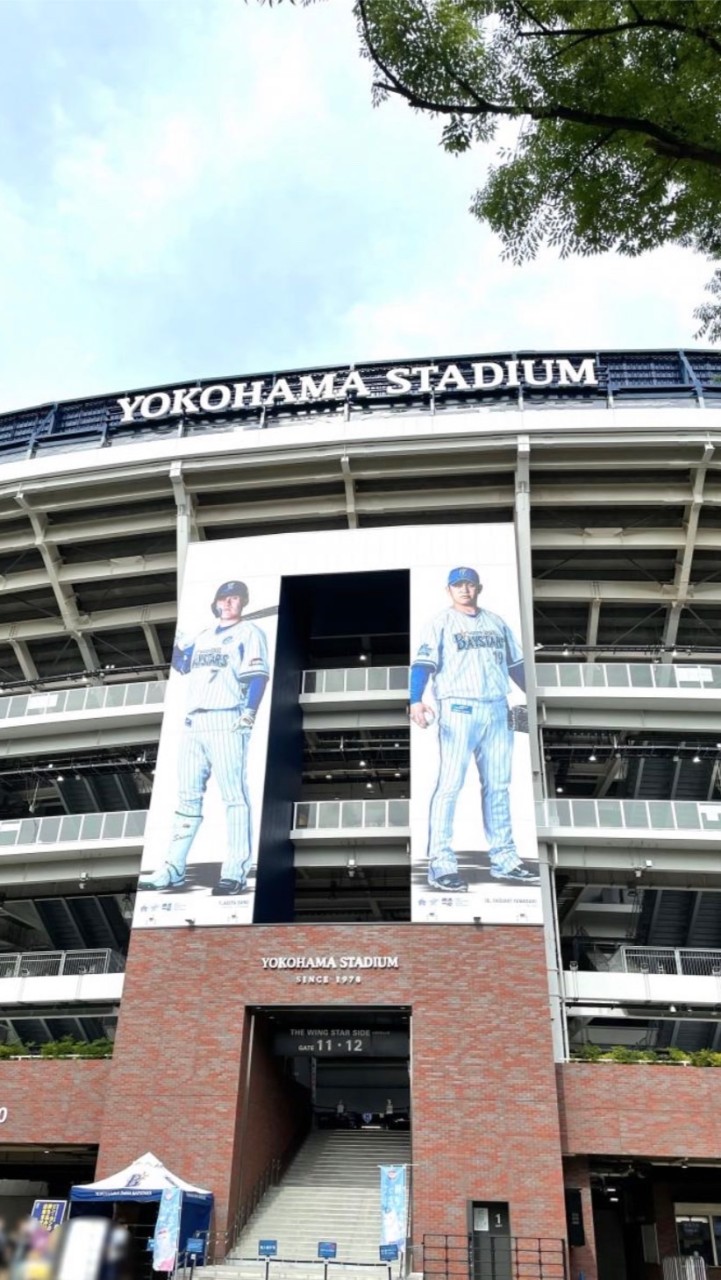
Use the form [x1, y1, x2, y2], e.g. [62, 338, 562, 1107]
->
[410, 663, 433, 703]
[241, 674, 268, 712]
[171, 643, 194, 675]
[508, 660, 525, 693]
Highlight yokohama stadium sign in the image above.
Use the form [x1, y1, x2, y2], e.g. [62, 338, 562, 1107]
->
[116, 356, 598, 424]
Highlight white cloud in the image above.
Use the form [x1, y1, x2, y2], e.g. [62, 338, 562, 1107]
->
[0, 0, 715, 416]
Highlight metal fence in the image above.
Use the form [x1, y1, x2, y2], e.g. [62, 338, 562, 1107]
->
[293, 800, 410, 831]
[570, 943, 721, 978]
[0, 948, 124, 978]
[423, 1235, 566, 1280]
[0, 679, 166, 721]
[536, 662, 721, 692]
[302, 667, 409, 696]
[0, 808, 147, 848]
[539, 798, 721, 833]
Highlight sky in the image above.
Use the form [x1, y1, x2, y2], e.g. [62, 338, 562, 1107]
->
[0, 0, 714, 412]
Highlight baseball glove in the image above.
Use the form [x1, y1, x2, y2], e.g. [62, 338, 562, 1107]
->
[233, 709, 256, 733]
[508, 704, 530, 733]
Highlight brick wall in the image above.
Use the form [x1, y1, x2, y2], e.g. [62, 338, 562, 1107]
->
[0, 1058, 109, 1145]
[558, 1062, 721, 1158]
[230, 1015, 311, 1217]
[97, 923, 567, 1249]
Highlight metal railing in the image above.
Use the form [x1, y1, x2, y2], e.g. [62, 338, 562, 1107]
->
[293, 799, 410, 831]
[301, 667, 409, 696]
[569, 942, 721, 978]
[423, 1235, 566, 1280]
[0, 948, 125, 978]
[0, 809, 147, 848]
[537, 661, 721, 692]
[0, 678, 166, 721]
[539, 797, 721, 832]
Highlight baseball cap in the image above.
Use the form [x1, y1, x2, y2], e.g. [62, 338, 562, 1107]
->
[448, 567, 480, 587]
[215, 580, 248, 599]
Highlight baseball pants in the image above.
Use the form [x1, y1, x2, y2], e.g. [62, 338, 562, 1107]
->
[427, 698, 521, 881]
[168, 709, 253, 883]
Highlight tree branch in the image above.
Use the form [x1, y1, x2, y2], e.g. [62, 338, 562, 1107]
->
[517, 15, 721, 58]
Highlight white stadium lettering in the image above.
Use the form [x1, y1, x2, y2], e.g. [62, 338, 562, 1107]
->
[199, 384, 231, 412]
[298, 373, 337, 400]
[114, 356, 601, 422]
[556, 357, 598, 385]
[385, 367, 412, 394]
[472, 361, 505, 388]
[171, 386, 201, 415]
[233, 380, 266, 408]
[141, 392, 172, 419]
[521, 358, 555, 387]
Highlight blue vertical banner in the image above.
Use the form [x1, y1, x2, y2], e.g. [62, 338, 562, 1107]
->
[380, 1165, 408, 1252]
[153, 1186, 183, 1273]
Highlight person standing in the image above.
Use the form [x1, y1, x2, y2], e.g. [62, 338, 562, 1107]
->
[140, 579, 269, 896]
[410, 566, 538, 891]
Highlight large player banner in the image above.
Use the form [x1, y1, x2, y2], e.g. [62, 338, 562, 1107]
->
[410, 525, 541, 925]
[134, 548, 279, 930]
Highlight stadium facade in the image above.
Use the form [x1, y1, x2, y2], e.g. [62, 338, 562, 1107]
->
[0, 349, 719, 1279]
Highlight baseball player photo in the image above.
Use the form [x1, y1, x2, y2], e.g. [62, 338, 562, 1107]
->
[137, 575, 277, 918]
[410, 551, 541, 925]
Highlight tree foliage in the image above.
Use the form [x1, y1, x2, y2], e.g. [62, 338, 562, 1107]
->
[261, 1, 721, 339]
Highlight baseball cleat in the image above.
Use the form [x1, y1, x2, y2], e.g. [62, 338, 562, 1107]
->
[138, 864, 186, 891]
[490, 865, 540, 884]
[211, 878, 248, 896]
[428, 872, 468, 892]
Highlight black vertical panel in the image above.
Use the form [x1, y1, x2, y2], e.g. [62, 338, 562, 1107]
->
[253, 577, 310, 924]
[565, 1188, 585, 1246]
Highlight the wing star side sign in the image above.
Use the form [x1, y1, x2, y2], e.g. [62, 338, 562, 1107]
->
[116, 356, 599, 424]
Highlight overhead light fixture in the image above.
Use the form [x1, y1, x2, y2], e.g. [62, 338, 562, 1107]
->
[366, 782, 373, 790]
[359, 759, 366, 768]
[556, 786, 564, 793]
[56, 774, 65, 783]
[395, 771, 401, 778]
[588, 752, 597, 762]
[693, 754, 701, 764]
[325, 774, 332, 781]
[562, 647, 570, 657]
[359, 654, 367, 662]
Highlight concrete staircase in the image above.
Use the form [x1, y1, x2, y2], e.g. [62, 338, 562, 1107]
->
[202, 1129, 411, 1279]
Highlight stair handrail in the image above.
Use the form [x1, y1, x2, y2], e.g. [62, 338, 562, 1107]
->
[227, 1136, 302, 1256]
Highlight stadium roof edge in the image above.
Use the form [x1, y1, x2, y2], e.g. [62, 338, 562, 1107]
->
[1, 346, 719, 421]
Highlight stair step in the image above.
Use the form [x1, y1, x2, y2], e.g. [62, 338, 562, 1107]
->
[231, 1131, 411, 1266]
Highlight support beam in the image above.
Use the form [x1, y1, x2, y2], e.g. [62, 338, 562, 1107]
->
[534, 579, 721, 604]
[9, 641, 38, 682]
[663, 444, 715, 658]
[15, 490, 99, 672]
[142, 623, 166, 670]
[340, 456, 358, 529]
[515, 437, 568, 1063]
[0, 601, 176, 644]
[585, 601, 600, 664]
[170, 462, 201, 606]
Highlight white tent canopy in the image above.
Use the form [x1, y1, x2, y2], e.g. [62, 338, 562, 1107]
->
[71, 1152, 212, 1202]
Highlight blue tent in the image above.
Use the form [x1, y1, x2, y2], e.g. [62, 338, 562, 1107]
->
[70, 1151, 213, 1258]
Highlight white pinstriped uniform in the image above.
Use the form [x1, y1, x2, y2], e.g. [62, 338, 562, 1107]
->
[168, 618, 269, 883]
[414, 605, 523, 880]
